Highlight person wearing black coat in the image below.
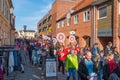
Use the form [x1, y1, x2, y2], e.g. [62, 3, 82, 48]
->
[78, 51, 97, 80]
[103, 53, 117, 80]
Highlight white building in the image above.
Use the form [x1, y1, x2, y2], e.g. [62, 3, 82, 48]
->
[17, 30, 35, 39]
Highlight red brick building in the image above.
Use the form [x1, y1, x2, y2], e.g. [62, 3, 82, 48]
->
[38, 0, 120, 52]
[37, 0, 81, 37]
[56, 0, 93, 47]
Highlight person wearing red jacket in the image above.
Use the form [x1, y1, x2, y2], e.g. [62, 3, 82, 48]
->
[57, 46, 67, 74]
[71, 45, 79, 54]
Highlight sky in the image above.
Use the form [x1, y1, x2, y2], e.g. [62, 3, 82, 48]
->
[12, 0, 55, 32]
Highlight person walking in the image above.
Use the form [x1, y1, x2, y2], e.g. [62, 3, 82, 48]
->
[77, 47, 85, 80]
[57, 46, 67, 74]
[66, 49, 78, 80]
[19, 45, 27, 73]
[112, 47, 120, 65]
[103, 52, 117, 80]
[78, 51, 97, 80]
[109, 59, 120, 80]
[91, 43, 100, 60]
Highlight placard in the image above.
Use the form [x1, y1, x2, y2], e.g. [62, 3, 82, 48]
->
[56, 33, 65, 42]
[69, 35, 76, 42]
[46, 57, 57, 77]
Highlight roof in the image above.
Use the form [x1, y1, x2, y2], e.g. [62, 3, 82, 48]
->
[94, 0, 109, 5]
[56, 0, 94, 22]
[20, 30, 35, 32]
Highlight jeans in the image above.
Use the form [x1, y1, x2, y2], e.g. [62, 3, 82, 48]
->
[78, 75, 81, 80]
[66, 68, 77, 80]
[98, 69, 103, 80]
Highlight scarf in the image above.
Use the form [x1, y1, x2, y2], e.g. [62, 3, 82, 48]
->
[107, 59, 116, 74]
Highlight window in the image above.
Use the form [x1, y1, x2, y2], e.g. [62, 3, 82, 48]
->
[119, 1, 120, 14]
[67, 13, 71, 26]
[62, 20, 65, 27]
[98, 5, 107, 19]
[67, 18, 71, 26]
[57, 22, 60, 29]
[74, 15, 79, 24]
[84, 11, 90, 22]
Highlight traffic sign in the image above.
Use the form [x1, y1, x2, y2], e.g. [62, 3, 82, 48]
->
[69, 35, 76, 42]
[56, 33, 65, 42]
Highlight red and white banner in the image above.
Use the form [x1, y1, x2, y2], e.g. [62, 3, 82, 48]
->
[56, 33, 65, 42]
[69, 35, 76, 42]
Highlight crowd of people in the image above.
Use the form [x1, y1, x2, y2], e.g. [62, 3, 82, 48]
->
[1, 38, 119, 80]
[57, 42, 120, 80]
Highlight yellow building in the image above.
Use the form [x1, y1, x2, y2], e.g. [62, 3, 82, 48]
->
[0, 0, 16, 46]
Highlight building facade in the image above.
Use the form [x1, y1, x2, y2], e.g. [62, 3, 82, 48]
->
[38, 0, 120, 52]
[37, 0, 81, 37]
[56, 0, 93, 47]
[18, 30, 35, 39]
[0, 0, 15, 46]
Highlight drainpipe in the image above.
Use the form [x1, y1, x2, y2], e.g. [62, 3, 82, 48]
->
[113, 0, 119, 52]
[92, 3, 96, 46]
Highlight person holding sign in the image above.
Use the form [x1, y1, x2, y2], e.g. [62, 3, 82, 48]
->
[57, 46, 67, 74]
[66, 49, 78, 80]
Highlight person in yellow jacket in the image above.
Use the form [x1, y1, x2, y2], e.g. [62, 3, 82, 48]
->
[66, 49, 78, 80]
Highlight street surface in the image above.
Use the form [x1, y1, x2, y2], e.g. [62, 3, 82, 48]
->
[4, 65, 67, 80]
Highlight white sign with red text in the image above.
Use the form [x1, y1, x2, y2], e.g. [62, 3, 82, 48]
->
[56, 33, 65, 42]
[52, 38, 57, 45]
[69, 35, 76, 42]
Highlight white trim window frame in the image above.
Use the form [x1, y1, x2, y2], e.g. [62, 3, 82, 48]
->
[74, 15, 79, 24]
[67, 12, 71, 26]
[83, 10, 90, 22]
[67, 18, 70, 26]
[57, 22, 60, 29]
[62, 20, 65, 28]
[98, 5, 107, 20]
[119, 0, 120, 14]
